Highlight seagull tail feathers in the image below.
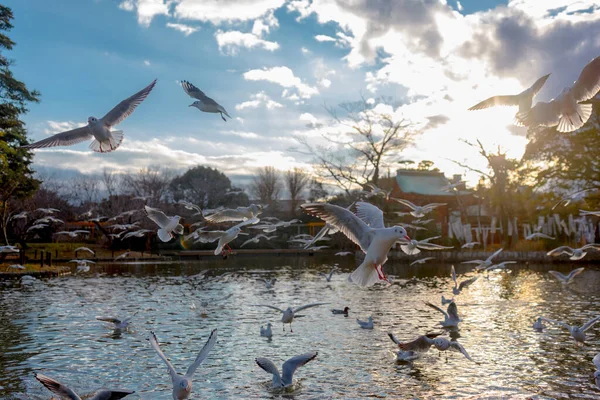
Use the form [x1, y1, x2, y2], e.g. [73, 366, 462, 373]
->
[557, 103, 592, 132]
[89, 130, 124, 153]
[350, 261, 382, 288]
[157, 228, 173, 242]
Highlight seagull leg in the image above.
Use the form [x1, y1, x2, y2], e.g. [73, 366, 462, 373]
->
[221, 113, 226, 122]
[375, 265, 390, 283]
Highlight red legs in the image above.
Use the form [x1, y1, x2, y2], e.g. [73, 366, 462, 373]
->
[375, 265, 390, 283]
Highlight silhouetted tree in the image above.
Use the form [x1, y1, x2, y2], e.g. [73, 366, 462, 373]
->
[285, 168, 310, 213]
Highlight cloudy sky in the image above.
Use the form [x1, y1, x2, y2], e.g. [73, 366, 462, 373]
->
[6, 0, 600, 189]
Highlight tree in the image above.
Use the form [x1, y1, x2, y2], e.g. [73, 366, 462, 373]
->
[170, 165, 248, 208]
[308, 178, 328, 202]
[120, 166, 173, 204]
[295, 97, 414, 194]
[250, 166, 281, 206]
[102, 168, 119, 197]
[0, 6, 41, 244]
[285, 168, 310, 213]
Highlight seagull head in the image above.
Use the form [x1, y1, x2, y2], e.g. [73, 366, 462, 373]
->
[393, 226, 410, 241]
[88, 116, 98, 124]
[179, 378, 192, 393]
[189, 101, 202, 109]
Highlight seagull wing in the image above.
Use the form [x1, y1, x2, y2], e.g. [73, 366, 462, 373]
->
[582, 315, 600, 332]
[35, 373, 80, 400]
[185, 328, 217, 377]
[425, 301, 448, 318]
[252, 304, 285, 313]
[398, 335, 435, 352]
[593, 353, 600, 369]
[417, 243, 454, 250]
[281, 352, 318, 386]
[204, 209, 247, 223]
[566, 267, 585, 281]
[293, 302, 328, 313]
[450, 341, 477, 363]
[547, 246, 573, 256]
[390, 198, 418, 210]
[22, 126, 92, 149]
[581, 244, 600, 251]
[90, 389, 135, 400]
[144, 206, 171, 228]
[301, 203, 373, 252]
[354, 202, 385, 229]
[181, 80, 207, 100]
[548, 270, 567, 282]
[458, 276, 478, 291]
[255, 357, 281, 385]
[486, 248, 503, 262]
[149, 331, 179, 381]
[101, 79, 157, 127]
[388, 332, 402, 345]
[541, 317, 571, 330]
[193, 230, 227, 243]
[571, 55, 600, 102]
[517, 100, 560, 127]
[529, 73, 551, 97]
[96, 316, 121, 324]
[451, 265, 457, 287]
[468, 95, 521, 111]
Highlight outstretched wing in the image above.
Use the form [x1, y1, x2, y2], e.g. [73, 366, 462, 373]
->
[458, 276, 478, 291]
[96, 316, 121, 324]
[101, 79, 157, 127]
[255, 357, 281, 383]
[252, 304, 285, 313]
[446, 302, 460, 321]
[144, 205, 171, 228]
[451, 265, 457, 287]
[530, 73, 551, 97]
[571, 55, 600, 102]
[92, 389, 135, 399]
[398, 335, 436, 352]
[301, 203, 372, 252]
[388, 332, 402, 345]
[390, 198, 418, 210]
[450, 341, 477, 363]
[294, 302, 328, 313]
[185, 328, 218, 377]
[548, 270, 567, 282]
[425, 302, 448, 318]
[468, 95, 520, 111]
[205, 209, 247, 223]
[582, 315, 600, 332]
[35, 373, 80, 399]
[566, 267, 585, 281]
[22, 126, 92, 149]
[281, 352, 318, 385]
[193, 230, 227, 243]
[149, 331, 178, 381]
[354, 202, 385, 229]
[546, 246, 573, 256]
[486, 248, 503, 262]
[181, 80, 207, 100]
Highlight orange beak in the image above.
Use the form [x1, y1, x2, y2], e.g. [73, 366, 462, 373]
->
[404, 235, 411, 240]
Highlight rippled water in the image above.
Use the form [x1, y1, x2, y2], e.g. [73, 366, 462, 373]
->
[1, 255, 600, 399]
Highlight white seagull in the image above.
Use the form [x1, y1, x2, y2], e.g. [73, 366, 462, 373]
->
[542, 316, 600, 345]
[390, 198, 446, 218]
[182, 80, 231, 121]
[517, 55, 600, 132]
[252, 302, 327, 332]
[461, 242, 480, 249]
[255, 352, 318, 388]
[547, 267, 585, 284]
[259, 278, 276, 289]
[450, 265, 478, 295]
[260, 323, 273, 339]
[23, 79, 156, 152]
[387, 333, 420, 362]
[204, 204, 262, 223]
[301, 202, 410, 287]
[96, 313, 137, 330]
[335, 251, 353, 256]
[395, 333, 478, 363]
[319, 266, 337, 282]
[0, 245, 19, 253]
[144, 205, 184, 242]
[461, 247, 503, 270]
[410, 257, 435, 266]
[525, 232, 555, 240]
[356, 316, 374, 329]
[35, 373, 134, 400]
[149, 329, 217, 400]
[484, 261, 517, 271]
[426, 301, 461, 328]
[74, 247, 95, 256]
[191, 218, 258, 255]
[547, 245, 600, 261]
[400, 236, 453, 255]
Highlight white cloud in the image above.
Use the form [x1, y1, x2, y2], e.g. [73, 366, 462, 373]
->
[166, 22, 199, 36]
[314, 34, 337, 42]
[44, 121, 86, 136]
[318, 78, 331, 88]
[143, 60, 151, 66]
[301, 47, 311, 54]
[235, 91, 283, 110]
[243, 66, 319, 99]
[221, 130, 261, 139]
[215, 30, 279, 55]
[118, 0, 170, 27]
[174, 0, 285, 24]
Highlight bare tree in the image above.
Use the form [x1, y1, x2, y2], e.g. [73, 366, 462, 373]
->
[294, 97, 414, 194]
[71, 174, 100, 205]
[102, 168, 119, 197]
[120, 166, 174, 204]
[250, 166, 282, 206]
[285, 168, 310, 213]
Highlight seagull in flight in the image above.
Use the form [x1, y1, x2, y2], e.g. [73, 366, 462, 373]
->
[390, 198, 446, 218]
[301, 202, 410, 287]
[450, 265, 478, 295]
[393, 333, 478, 363]
[96, 312, 137, 330]
[400, 236, 453, 255]
[252, 302, 327, 332]
[547, 267, 585, 284]
[255, 352, 318, 388]
[182, 80, 231, 121]
[35, 373, 134, 400]
[425, 301, 461, 328]
[144, 205, 184, 242]
[22, 79, 156, 153]
[542, 316, 600, 345]
[547, 245, 600, 260]
[387, 333, 420, 362]
[410, 257, 435, 266]
[190, 218, 258, 256]
[258, 278, 276, 289]
[149, 329, 217, 400]
[461, 248, 503, 270]
[204, 204, 263, 223]
[593, 353, 600, 389]
[525, 232, 555, 240]
[319, 266, 337, 282]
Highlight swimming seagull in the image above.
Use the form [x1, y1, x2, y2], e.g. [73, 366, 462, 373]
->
[260, 323, 273, 338]
[542, 315, 600, 345]
[533, 317, 545, 331]
[450, 265, 478, 295]
[144, 205, 184, 242]
[547, 267, 585, 284]
[96, 312, 137, 330]
[547, 245, 600, 260]
[255, 352, 318, 388]
[35, 373, 134, 400]
[301, 202, 410, 287]
[461, 248, 503, 270]
[252, 303, 327, 332]
[182, 80, 231, 122]
[390, 198, 446, 218]
[395, 333, 478, 363]
[468, 73, 550, 118]
[517, 56, 600, 132]
[149, 329, 217, 400]
[204, 204, 263, 223]
[22, 79, 156, 152]
[425, 301, 461, 328]
[357, 316, 374, 329]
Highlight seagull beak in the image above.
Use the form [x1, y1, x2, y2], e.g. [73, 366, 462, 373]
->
[188, 104, 194, 107]
[404, 235, 411, 241]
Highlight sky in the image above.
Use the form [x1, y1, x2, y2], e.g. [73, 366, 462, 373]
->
[5, 0, 600, 190]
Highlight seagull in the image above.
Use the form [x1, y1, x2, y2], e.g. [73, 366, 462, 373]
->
[394, 333, 477, 363]
[461, 247, 503, 270]
[10, 211, 28, 220]
[400, 236, 453, 255]
[114, 251, 131, 261]
[197, 294, 233, 315]
[191, 218, 258, 255]
[177, 200, 202, 214]
[319, 266, 337, 282]
[301, 202, 410, 287]
[356, 316, 374, 329]
[259, 278, 276, 289]
[182, 80, 231, 122]
[122, 229, 153, 240]
[387, 333, 420, 362]
[331, 306, 350, 316]
[525, 232, 555, 240]
[441, 295, 453, 305]
[547, 245, 600, 260]
[96, 313, 136, 330]
[484, 261, 517, 271]
[35, 208, 60, 214]
[468, 73, 550, 118]
[335, 251, 353, 256]
[27, 224, 48, 232]
[0, 245, 19, 253]
[425, 301, 461, 328]
[241, 234, 276, 248]
[69, 259, 95, 272]
[22, 79, 156, 152]
[74, 247, 95, 256]
[580, 209, 600, 217]
[144, 205, 184, 242]
[547, 267, 585, 284]
[6, 264, 25, 270]
[542, 316, 600, 345]
[517, 56, 600, 132]
[204, 204, 262, 223]
[252, 303, 327, 332]
[410, 257, 435, 266]
[533, 317, 545, 331]
[461, 242, 480, 249]
[255, 352, 318, 389]
[34, 216, 64, 225]
[593, 353, 600, 389]
[450, 265, 478, 295]
[56, 230, 90, 238]
[35, 373, 134, 400]
[149, 329, 217, 400]
[363, 183, 392, 200]
[260, 323, 273, 339]
[390, 198, 446, 218]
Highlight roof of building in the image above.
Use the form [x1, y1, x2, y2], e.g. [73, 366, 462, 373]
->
[395, 169, 470, 196]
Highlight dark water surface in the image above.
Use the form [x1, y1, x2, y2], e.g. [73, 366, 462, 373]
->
[1, 255, 599, 399]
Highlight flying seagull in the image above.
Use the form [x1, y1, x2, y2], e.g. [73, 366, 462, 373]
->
[450, 265, 478, 295]
[542, 316, 600, 345]
[547, 245, 600, 261]
[144, 205, 184, 242]
[22, 79, 156, 153]
[204, 204, 262, 223]
[547, 267, 585, 284]
[390, 198, 446, 218]
[182, 80, 231, 121]
[35, 373, 134, 400]
[252, 302, 327, 332]
[394, 333, 478, 363]
[255, 352, 318, 388]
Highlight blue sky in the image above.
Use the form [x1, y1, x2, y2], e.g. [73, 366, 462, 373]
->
[5, 0, 600, 190]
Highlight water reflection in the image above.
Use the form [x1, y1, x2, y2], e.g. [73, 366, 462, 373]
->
[0, 257, 599, 399]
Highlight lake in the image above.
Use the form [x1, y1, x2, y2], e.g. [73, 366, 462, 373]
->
[1, 255, 599, 399]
